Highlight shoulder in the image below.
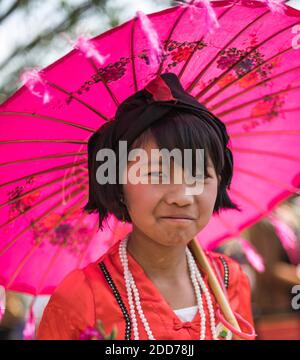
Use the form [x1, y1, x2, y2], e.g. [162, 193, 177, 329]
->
[49, 267, 95, 310]
[52, 239, 124, 303]
[207, 251, 251, 294]
[37, 267, 96, 340]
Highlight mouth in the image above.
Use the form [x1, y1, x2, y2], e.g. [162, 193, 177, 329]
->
[160, 217, 194, 224]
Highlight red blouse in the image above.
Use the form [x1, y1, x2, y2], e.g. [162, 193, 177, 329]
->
[37, 238, 254, 340]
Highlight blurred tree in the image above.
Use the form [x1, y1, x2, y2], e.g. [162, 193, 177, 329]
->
[0, 0, 171, 102]
[0, 0, 30, 24]
[0, 0, 110, 101]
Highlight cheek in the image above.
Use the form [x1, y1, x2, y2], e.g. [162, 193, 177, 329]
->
[123, 184, 159, 222]
[195, 183, 219, 215]
[206, 182, 219, 205]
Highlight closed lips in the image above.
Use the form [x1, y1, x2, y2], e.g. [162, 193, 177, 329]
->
[161, 216, 195, 219]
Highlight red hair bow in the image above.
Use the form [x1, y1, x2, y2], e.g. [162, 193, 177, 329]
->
[144, 75, 176, 102]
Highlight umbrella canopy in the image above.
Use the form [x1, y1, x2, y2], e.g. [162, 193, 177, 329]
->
[0, 0, 300, 297]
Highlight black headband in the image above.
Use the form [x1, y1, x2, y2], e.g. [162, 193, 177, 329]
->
[108, 72, 230, 152]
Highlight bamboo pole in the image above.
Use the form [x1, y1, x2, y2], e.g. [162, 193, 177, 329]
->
[189, 237, 242, 339]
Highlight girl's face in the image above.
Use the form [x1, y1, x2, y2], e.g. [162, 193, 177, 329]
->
[122, 136, 220, 247]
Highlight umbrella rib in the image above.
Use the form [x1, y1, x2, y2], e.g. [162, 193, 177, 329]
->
[0, 111, 96, 132]
[230, 130, 300, 138]
[216, 85, 300, 117]
[0, 169, 85, 209]
[231, 146, 300, 163]
[0, 151, 87, 168]
[76, 215, 123, 268]
[208, 65, 300, 111]
[46, 80, 110, 122]
[203, 46, 294, 106]
[131, 17, 138, 92]
[235, 166, 300, 196]
[214, 214, 240, 239]
[0, 184, 88, 259]
[194, 21, 300, 99]
[209, 182, 297, 248]
[156, 4, 191, 76]
[35, 210, 94, 295]
[76, 217, 100, 269]
[76, 216, 125, 269]
[84, 56, 120, 108]
[5, 195, 87, 291]
[0, 139, 87, 144]
[186, 9, 270, 93]
[0, 159, 87, 189]
[229, 187, 266, 214]
[205, 194, 300, 252]
[0, 177, 88, 230]
[225, 107, 300, 126]
[32, 215, 99, 296]
[178, 5, 233, 81]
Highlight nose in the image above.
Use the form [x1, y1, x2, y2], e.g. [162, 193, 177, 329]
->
[163, 184, 195, 207]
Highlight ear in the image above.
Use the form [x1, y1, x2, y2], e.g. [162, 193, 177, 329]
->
[218, 175, 221, 185]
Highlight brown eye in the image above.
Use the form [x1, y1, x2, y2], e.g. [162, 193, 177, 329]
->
[195, 173, 210, 179]
[148, 171, 162, 176]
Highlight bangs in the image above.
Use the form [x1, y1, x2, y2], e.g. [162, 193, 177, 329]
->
[130, 109, 225, 178]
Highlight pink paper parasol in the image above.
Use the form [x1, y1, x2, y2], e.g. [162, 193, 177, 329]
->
[0, 0, 300, 303]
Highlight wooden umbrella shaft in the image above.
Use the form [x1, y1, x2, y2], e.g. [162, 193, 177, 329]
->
[189, 237, 242, 339]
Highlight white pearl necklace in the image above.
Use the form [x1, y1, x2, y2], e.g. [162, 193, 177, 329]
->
[119, 236, 218, 340]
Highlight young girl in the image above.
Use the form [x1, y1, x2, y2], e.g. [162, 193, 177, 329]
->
[37, 72, 255, 340]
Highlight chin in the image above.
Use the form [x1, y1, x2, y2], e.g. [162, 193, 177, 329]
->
[157, 231, 194, 246]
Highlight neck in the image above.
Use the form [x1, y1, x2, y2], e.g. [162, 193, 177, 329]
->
[126, 229, 190, 283]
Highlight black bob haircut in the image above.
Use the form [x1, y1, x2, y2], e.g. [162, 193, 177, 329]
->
[83, 108, 242, 231]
